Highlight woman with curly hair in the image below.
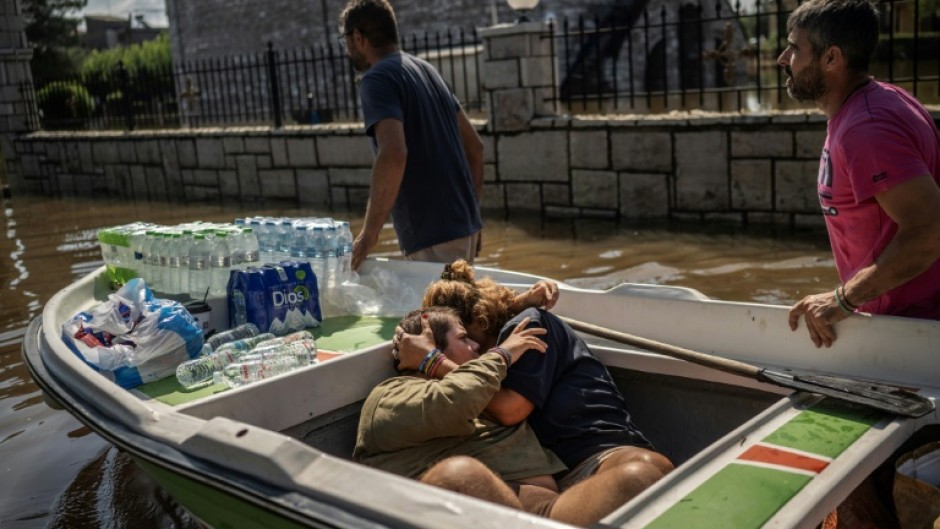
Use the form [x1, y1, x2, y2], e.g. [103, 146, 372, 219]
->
[397, 260, 674, 524]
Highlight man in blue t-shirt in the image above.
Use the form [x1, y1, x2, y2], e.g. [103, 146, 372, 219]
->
[339, 0, 484, 270]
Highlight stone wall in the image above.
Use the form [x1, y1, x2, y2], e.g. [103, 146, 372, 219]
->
[13, 112, 844, 227]
[0, 0, 34, 192]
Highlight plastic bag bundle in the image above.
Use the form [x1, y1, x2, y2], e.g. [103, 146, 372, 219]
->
[61, 278, 204, 388]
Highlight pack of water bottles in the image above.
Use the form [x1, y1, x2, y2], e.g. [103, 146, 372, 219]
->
[97, 221, 262, 299]
[241, 216, 354, 292]
[227, 261, 323, 336]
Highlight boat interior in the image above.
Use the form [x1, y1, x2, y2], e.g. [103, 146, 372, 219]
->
[36, 259, 940, 529]
[166, 338, 787, 470]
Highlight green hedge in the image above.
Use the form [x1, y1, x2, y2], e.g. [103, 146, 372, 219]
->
[36, 82, 94, 129]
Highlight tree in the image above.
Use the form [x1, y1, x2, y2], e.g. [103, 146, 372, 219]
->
[22, 0, 88, 84]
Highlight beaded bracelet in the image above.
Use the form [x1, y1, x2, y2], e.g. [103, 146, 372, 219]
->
[426, 354, 447, 378]
[834, 287, 853, 314]
[838, 284, 859, 310]
[418, 348, 440, 373]
[491, 346, 512, 366]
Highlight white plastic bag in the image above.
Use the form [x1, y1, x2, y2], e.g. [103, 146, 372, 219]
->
[61, 278, 204, 388]
[323, 268, 418, 317]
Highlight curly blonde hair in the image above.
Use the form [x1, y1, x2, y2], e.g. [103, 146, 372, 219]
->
[422, 260, 517, 339]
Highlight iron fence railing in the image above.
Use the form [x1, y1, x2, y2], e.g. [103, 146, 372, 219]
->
[25, 27, 484, 131]
[548, 0, 940, 115]
[23, 2, 939, 130]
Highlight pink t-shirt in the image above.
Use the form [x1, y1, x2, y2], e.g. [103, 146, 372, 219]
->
[819, 80, 940, 319]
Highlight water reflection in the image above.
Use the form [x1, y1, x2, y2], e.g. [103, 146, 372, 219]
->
[0, 194, 837, 527]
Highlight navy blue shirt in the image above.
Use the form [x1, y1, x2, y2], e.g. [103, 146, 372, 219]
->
[498, 308, 652, 469]
[359, 52, 482, 254]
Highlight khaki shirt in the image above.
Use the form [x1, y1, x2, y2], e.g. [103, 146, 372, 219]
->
[353, 351, 566, 481]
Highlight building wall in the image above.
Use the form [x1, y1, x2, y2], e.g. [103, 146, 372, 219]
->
[165, 0, 655, 65]
[0, 0, 35, 192]
[13, 111, 877, 228]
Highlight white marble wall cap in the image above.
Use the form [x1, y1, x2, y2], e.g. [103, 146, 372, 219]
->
[478, 21, 549, 38]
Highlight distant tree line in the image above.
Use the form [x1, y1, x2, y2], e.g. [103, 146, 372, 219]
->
[21, 0, 173, 130]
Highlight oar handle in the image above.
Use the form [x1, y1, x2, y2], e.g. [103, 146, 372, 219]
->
[560, 316, 763, 379]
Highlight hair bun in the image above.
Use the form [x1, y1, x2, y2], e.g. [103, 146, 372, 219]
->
[440, 260, 475, 283]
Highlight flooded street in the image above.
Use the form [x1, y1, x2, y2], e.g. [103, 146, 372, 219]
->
[0, 194, 837, 528]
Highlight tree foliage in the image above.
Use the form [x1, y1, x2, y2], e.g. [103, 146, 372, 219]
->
[81, 33, 172, 77]
[22, 0, 88, 84]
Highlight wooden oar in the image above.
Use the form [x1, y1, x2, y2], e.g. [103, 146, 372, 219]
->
[559, 316, 935, 418]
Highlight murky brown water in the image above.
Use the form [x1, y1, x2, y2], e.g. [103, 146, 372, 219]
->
[0, 194, 837, 527]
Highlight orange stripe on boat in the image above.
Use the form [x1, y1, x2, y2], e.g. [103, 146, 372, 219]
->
[737, 443, 830, 474]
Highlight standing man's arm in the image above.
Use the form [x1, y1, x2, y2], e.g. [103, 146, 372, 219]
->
[456, 109, 484, 201]
[789, 175, 940, 347]
[351, 118, 407, 271]
[456, 108, 484, 255]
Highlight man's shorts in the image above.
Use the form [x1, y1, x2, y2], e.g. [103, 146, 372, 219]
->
[404, 232, 479, 264]
[556, 446, 625, 491]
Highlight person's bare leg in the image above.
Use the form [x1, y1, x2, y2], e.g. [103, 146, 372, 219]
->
[513, 483, 559, 517]
[548, 446, 673, 526]
[549, 460, 667, 527]
[595, 446, 675, 476]
[420, 456, 523, 509]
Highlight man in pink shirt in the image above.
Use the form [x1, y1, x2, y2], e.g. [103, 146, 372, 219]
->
[779, 0, 940, 347]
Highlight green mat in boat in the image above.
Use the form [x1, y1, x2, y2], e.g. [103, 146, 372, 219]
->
[136, 316, 399, 407]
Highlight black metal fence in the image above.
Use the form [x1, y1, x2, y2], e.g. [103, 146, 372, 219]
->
[23, 1, 940, 130]
[25, 27, 484, 131]
[549, 0, 940, 114]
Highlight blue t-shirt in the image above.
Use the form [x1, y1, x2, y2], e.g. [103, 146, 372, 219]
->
[359, 52, 482, 254]
[498, 308, 652, 469]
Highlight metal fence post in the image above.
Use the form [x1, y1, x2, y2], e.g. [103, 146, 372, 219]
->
[266, 41, 283, 128]
[117, 61, 135, 131]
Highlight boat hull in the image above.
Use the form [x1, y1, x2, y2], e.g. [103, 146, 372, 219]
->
[23, 259, 940, 529]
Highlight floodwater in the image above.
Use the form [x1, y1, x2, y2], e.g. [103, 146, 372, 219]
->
[0, 194, 838, 528]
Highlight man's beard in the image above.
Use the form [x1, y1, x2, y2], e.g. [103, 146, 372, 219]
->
[785, 61, 827, 102]
[349, 50, 369, 72]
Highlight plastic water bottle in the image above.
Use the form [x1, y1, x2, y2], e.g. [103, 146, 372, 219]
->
[188, 234, 212, 299]
[178, 230, 194, 296]
[139, 230, 158, 285]
[262, 219, 278, 262]
[249, 332, 316, 353]
[290, 224, 308, 260]
[176, 350, 240, 389]
[151, 232, 171, 293]
[241, 227, 260, 267]
[219, 342, 317, 388]
[250, 219, 268, 263]
[337, 221, 353, 283]
[307, 226, 327, 286]
[212, 332, 277, 355]
[204, 322, 260, 351]
[324, 225, 339, 289]
[277, 220, 294, 262]
[227, 228, 245, 270]
[208, 230, 231, 297]
[164, 233, 182, 295]
[131, 229, 148, 280]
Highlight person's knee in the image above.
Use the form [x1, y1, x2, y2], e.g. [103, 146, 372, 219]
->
[602, 447, 674, 476]
[422, 456, 494, 488]
[608, 460, 667, 494]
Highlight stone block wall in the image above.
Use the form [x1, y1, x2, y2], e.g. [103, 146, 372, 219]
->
[13, 125, 373, 209]
[13, 111, 862, 229]
[478, 111, 839, 227]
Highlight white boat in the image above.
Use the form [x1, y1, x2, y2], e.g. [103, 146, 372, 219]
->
[22, 258, 940, 529]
